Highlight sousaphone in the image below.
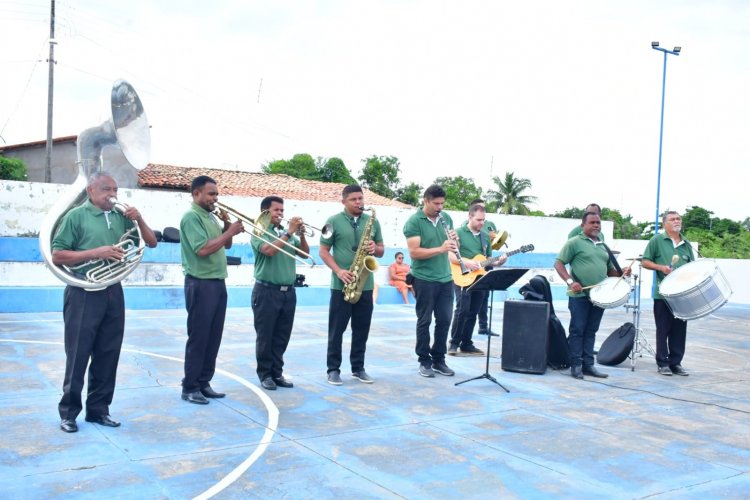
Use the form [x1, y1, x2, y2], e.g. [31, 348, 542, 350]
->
[38, 80, 151, 291]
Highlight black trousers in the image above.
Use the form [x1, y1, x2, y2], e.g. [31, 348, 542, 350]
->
[327, 289, 373, 374]
[252, 283, 296, 381]
[654, 299, 688, 367]
[449, 285, 486, 349]
[183, 277, 227, 393]
[412, 278, 454, 366]
[59, 284, 125, 421]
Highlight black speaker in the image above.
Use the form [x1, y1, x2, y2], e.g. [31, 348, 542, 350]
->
[501, 300, 549, 374]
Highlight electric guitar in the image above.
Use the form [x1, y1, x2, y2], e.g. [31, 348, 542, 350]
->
[451, 244, 534, 287]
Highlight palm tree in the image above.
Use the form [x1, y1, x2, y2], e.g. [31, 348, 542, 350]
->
[486, 172, 537, 215]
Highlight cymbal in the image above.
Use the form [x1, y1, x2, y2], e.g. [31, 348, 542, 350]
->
[627, 256, 644, 261]
[491, 230, 508, 250]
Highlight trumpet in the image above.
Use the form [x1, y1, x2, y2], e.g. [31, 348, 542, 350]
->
[214, 201, 316, 267]
[280, 218, 333, 238]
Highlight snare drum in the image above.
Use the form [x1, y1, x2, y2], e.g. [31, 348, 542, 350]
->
[589, 277, 631, 309]
[659, 259, 732, 320]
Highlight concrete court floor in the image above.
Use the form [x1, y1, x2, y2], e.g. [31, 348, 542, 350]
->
[1, 301, 750, 499]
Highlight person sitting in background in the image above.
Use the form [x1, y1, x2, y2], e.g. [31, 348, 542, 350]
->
[389, 251, 414, 304]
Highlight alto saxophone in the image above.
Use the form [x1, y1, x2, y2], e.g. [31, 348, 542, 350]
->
[343, 208, 379, 304]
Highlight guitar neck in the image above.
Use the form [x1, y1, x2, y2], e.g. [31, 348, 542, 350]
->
[480, 248, 521, 267]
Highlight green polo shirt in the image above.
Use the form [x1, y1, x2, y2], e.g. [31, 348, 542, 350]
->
[403, 209, 454, 283]
[180, 202, 227, 279]
[568, 225, 605, 242]
[251, 224, 300, 285]
[456, 224, 491, 260]
[52, 199, 137, 276]
[556, 233, 614, 298]
[643, 232, 695, 300]
[320, 211, 384, 291]
[484, 219, 497, 234]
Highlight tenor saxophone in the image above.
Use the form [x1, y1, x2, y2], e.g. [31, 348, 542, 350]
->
[343, 208, 379, 304]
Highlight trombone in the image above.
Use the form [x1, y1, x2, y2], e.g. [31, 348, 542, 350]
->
[281, 218, 333, 238]
[214, 201, 316, 267]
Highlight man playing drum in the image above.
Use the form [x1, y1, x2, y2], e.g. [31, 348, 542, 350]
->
[554, 212, 631, 380]
[641, 211, 695, 376]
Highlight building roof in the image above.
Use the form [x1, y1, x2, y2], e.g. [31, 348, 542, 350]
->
[138, 163, 411, 207]
[0, 135, 76, 153]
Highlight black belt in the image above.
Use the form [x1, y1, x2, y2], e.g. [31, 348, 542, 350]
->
[255, 279, 294, 292]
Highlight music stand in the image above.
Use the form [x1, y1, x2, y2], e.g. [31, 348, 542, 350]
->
[455, 268, 528, 391]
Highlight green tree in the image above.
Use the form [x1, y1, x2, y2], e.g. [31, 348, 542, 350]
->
[485, 172, 537, 215]
[433, 176, 482, 211]
[0, 156, 28, 181]
[600, 208, 641, 239]
[316, 157, 356, 184]
[263, 153, 318, 179]
[358, 155, 401, 199]
[395, 182, 422, 206]
[552, 207, 585, 220]
[682, 206, 713, 232]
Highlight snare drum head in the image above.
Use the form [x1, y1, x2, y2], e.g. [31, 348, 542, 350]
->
[660, 259, 717, 296]
[590, 277, 630, 303]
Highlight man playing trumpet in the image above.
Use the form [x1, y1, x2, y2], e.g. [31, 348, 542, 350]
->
[251, 196, 309, 390]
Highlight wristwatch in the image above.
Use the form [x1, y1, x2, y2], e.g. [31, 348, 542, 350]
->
[565, 278, 574, 286]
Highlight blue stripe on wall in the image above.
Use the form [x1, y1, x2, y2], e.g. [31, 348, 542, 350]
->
[1, 237, 559, 267]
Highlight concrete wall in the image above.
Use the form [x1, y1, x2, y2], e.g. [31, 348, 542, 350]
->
[2, 179, 747, 312]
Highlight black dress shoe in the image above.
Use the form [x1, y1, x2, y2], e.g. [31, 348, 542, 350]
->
[85, 414, 121, 427]
[571, 365, 584, 379]
[273, 376, 294, 388]
[200, 385, 226, 398]
[582, 366, 609, 378]
[182, 391, 209, 405]
[60, 419, 78, 433]
[670, 364, 689, 376]
[260, 377, 277, 390]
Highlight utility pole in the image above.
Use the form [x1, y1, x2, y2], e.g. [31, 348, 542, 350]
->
[44, 0, 56, 183]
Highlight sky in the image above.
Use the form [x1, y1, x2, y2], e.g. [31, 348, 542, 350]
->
[1, 0, 749, 223]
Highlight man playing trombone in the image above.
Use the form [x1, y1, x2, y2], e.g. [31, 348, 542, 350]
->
[251, 196, 310, 390]
[319, 185, 384, 385]
[180, 176, 244, 404]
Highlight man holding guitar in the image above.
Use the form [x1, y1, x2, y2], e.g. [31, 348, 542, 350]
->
[448, 204, 506, 356]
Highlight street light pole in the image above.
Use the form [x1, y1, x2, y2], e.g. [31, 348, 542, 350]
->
[651, 41, 681, 236]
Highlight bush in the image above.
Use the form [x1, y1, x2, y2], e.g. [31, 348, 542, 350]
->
[0, 156, 28, 181]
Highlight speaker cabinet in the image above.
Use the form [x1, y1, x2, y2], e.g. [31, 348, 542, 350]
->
[501, 300, 549, 374]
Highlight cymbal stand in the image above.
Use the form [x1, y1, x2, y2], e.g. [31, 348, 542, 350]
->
[623, 268, 654, 371]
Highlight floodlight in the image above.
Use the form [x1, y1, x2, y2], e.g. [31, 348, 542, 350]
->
[651, 41, 659, 48]
[673, 46, 681, 54]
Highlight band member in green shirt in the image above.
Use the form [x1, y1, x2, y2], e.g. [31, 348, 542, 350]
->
[555, 211, 630, 380]
[252, 196, 309, 391]
[403, 185, 457, 378]
[319, 185, 384, 385]
[641, 211, 695, 376]
[180, 175, 243, 404]
[52, 172, 157, 432]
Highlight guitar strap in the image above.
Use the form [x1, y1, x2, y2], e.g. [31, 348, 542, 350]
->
[479, 231, 488, 256]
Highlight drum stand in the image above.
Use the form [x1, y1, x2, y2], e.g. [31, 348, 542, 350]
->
[623, 270, 655, 371]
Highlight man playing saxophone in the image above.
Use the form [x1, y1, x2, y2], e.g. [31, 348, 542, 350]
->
[319, 185, 384, 385]
[52, 172, 157, 432]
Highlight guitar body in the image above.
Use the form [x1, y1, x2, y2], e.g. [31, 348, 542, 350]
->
[450, 244, 534, 287]
[452, 254, 491, 287]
